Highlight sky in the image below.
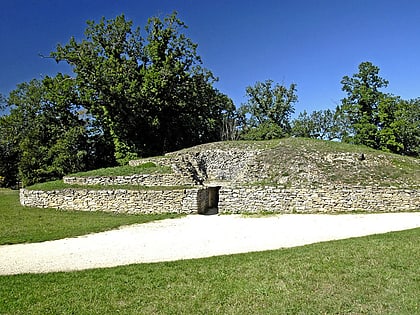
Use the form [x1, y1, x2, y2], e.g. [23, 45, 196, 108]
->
[1, 0, 420, 116]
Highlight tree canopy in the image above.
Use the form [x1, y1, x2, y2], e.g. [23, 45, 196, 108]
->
[291, 109, 344, 141]
[51, 12, 232, 163]
[239, 80, 297, 140]
[337, 61, 419, 155]
[0, 12, 234, 186]
[1, 20, 419, 189]
[1, 75, 105, 186]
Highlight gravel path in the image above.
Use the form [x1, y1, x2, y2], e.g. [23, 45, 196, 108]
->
[1, 212, 420, 275]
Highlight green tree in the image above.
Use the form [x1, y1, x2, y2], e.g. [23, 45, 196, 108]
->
[339, 61, 419, 156]
[0, 114, 21, 187]
[339, 61, 389, 148]
[4, 75, 94, 186]
[52, 14, 146, 163]
[220, 96, 241, 141]
[377, 96, 419, 156]
[0, 94, 5, 115]
[397, 98, 420, 156]
[52, 12, 232, 163]
[240, 80, 297, 139]
[292, 108, 344, 141]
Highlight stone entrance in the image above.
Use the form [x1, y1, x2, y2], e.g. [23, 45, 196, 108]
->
[197, 186, 221, 215]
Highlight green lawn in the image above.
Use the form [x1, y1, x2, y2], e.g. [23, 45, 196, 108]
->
[1, 228, 419, 314]
[1, 188, 419, 314]
[0, 189, 180, 245]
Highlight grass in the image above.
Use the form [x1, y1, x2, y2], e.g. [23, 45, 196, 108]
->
[27, 137, 420, 190]
[0, 189, 181, 245]
[68, 162, 172, 177]
[170, 137, 419, 188]
[1, 188, 419, 313]
[256, 138, 420, 188]
[0, 228, 419, 314]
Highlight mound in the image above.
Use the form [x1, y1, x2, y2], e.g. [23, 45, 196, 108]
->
[132, 138, 419, 188]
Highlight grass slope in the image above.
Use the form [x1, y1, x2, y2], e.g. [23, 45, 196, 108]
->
[26, 138, 420, 190]
[0, 190, 181, 245]
[1, 228, 419, 314]
[150, 138, 420, 188]
[258, 138, 420, 188]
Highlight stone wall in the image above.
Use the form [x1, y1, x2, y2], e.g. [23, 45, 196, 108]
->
[20, 188, 210, 214]
[174, 149, 261, 182]
[129, 148, 262, 184]
[20, 185, 419, 215]
[218, 186, 420, 213]
[63, 173, 195, 187]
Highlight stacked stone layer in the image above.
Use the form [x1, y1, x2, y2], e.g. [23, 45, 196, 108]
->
[20, 145, 420, 214]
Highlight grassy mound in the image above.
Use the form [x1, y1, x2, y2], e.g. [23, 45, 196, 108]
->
[26, 138, 420, 189]
[172, 138, 420, 188]
[255, 138, 419, 188]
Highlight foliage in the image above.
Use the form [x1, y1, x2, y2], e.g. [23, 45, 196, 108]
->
[240, 79, 297, 139]
[291, 108, 345, 141]
[1, 226, 419, 313]
[1, 12, 233, 187]
[51, 12, 233, 163]
[240, 121, 285, 140]
[377, 96, 420, 156]
[337, 61, 420, 156]
[0, 189, 181, 245]
[219, 96, 241, 141]
[398, 99, 420, 156]
[0, 114, 21, 187]
[2, 76, 99, 186]
[339, 61, 388, 148]
[340, 62, 388, 129]
[0, 93, 5, 114]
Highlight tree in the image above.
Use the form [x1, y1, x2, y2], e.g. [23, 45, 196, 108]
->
[291, 108, 344, 141]
[377, 96, 419, 156]
[339, 61, 389, 148]
[339, 61, 419, 156]
[240, 80, 297, 139]
[51, 12, 232, 163]
[396, 98, 420, 156]
[220, 96, 241, 141]
[3, 75, 95, 186]
[0, 113, 21, 187]
[0, 94, 5, 115]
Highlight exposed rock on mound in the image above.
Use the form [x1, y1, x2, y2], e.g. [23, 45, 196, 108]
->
[130, 138, 419, 188]
[22, 138, 419, 214]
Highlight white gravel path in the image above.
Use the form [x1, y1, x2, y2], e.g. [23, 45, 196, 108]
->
[1, 212, 420, 275]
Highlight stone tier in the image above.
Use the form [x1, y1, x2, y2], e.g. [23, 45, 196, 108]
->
[20, 185, 419, 214]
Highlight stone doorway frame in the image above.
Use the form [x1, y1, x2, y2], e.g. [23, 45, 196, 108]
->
[199, 186, 221, 215]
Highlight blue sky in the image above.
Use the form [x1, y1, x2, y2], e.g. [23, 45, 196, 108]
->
[1, 0, 420, 115]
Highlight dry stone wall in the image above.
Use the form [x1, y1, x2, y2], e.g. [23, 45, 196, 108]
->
[20, 185, 419, 214]
[20, 145, 419, 214]
[197, 149, 259, 182]
[63, 173, 195, 187]
[218, 186, 420, 213]
[20, 188, 209, 214]
[130, 148, 262, 184]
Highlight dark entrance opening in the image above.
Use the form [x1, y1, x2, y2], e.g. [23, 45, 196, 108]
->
[203, 186, 221, 215]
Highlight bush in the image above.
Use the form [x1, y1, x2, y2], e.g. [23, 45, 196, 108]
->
[240, 122, 286, 140]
